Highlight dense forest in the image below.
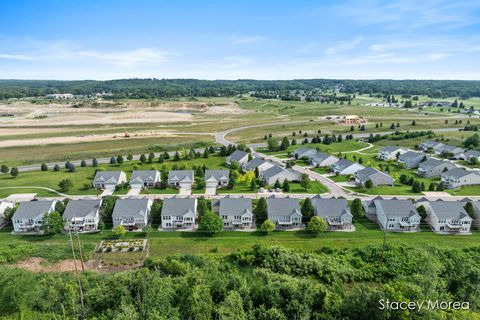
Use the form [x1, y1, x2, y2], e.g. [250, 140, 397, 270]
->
[0, 244, 479, 319]
[1, 79, 480, 99]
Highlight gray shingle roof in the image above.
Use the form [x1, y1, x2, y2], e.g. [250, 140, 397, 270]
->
[161, 198, 196, 216]
[243, 157, 269, 171]
[427, 201, 469, 219]
[464, 149, 480, 158]
[310, 152, 333, 162]
[228, 150, 249, 162]
[399, 151, 425, 161]
[63, 199, 102, 219]
[420, 140, 444, 148]
[267, 197, 301, 216]
[379, 146, 405, 153]
[218, 197, 252, 217]
[333, 159, 354, 170]
[12, 200, 56, 220]
[204, 170, 230, 182]
[112, 199, 150, 219]
[442, 168, 478, 179]
[371, 199, 419, 218]
[168, 170, 194, 183]
[312, 198, 351, 218]
[356, 167, 392, 182]
[94, 171, 124, 183]
[419, 158, 455, 170]
[294, 147, 317, 157]
[130, 170, 159, 184]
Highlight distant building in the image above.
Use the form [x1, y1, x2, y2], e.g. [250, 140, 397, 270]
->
[259, 165, 299, 185]
[311, 196, 353, 231]
[417, 159, 456, 177]
[331, 159, 364, 175]
[365, 198, 421, 232]
[310, 152, 339, 167]
[129, 170, 160, 189]
[212, 196, 254, 230]
[63, 199, 102, 233]
[398, 151, 426, 169]
[242, 157, 275, 172]
[342, 115, 362, 124]
[93, 171, 127, 189]
[441, 168, 480, 189]
[292, 147, 318, 159]
[377, 146, 408, 161]
[267, 196, 302, 230]
[204, 170, 230, 189]
[12, 200, 58, 234]
[112, 198, 152, 231]
[227, 150, 249, 165]
[354, 167, 394, 187]
[161, 197, 197, 230]
[417, 200, 472, 234]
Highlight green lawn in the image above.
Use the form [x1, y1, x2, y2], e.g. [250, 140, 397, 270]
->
[446, 185, 480, 196]
[1, 218, 479, 264]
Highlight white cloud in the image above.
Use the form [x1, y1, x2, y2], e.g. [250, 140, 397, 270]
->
[325, 36, 363, 54]
[231, 35, 266, 44]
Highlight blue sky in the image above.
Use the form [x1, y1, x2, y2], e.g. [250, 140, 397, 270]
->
[1, 0, 479, 80]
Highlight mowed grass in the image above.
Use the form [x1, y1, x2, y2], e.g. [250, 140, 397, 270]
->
[1, 219, 479, 264]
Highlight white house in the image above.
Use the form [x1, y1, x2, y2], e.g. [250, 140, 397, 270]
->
[331, 159, 365, 175]
[435, 144, 465, 159]
[462, 199, 480, 228]
[242, 157, 275, 172]
[161, 197, 197, 230]
[129, 170, 160, 189]
[377, 146, 408, 161]
[354, 167, 394, 187]
[112, 198, 152, 231]
[168, 170, 195, 189]
[398, 151, 426, 169]
[266, 196, 302, 230]
[12, 200, 57, 234]
[212, 196, 254, 229]
[418, 200, 472, 234]
[293, 147, 318, 159]
[418, 140, 445, 153]
[92, 171, 127, 189]
[63, 199, 102, 232]
[441, 168, 480, 189]
[227, 150, 249, 165]
[311, 196, 353, 231]
[204, 170, 230, 189]
[417, 159, 456, 178]
[364, 198, 421, 232]
[310, 152, 339, 167]
[260, 165, 299, 185]
[461, 149, 480, 163]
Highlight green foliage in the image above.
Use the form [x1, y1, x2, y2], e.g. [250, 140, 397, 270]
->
[350, 198, 364, 218]
[306, 216, 327, 234]
[102, 196, 118, 225]
[113, 225, 126, 238]
[260, 220, 276, 233]
[254, 197, 268, 223]
[58, 178, 73, 192]
[198, 212, 223, 235]
[300, 173, 310, 191]
[301, 197, 314, 222]
[10, 167, 18, 178]
[41, 211, 64, 235]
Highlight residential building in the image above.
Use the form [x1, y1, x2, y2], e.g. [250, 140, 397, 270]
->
[112, 198, 152, 231]
[418, 140, 445, 153]
[461, 198, 480, 228]
[129, 170, 160, 189]
[0, 200, 15, 226]
[398, 151, 426, 169]
[343, 115, 362, 124]
[461, 149, 480, 163]
[227, 150, 249, 165]
[292, 147, 318, 159]
[417, 200, 472, 234]
[311, 196, 353, 230]
[212, 196, 254, 229]
[266, 196, 302, 229]
[441, 168, 480, 189]
[435, 144, 465, 159]
[331, 159, 365, 175]
[12, 200, 57, 234]
[242, 157, 275, 172]
[161, 197, 197, 230]
[355, 167, 394, 187]
[63, 199, 102, 232]
[204, 170, 230, 188]
[92, 171, 127, 189]
[310, 152, 339, 167]
[260, 165, 299, 185]
[365, 198, 421, 232]
[377, 146, 408, 160]
[168, 170, 195, 189]
[417, 159, 456, 177]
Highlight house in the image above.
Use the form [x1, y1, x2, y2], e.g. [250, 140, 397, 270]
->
[129, 170, 160, 189]
[168, 170, 195, 189]
[161, 197, 197, 230]
[364, 198, 421, 232]
[461, 149, 480, 163]
[112, 198, 152, 231]
[354, 167, 394, 186]
[461, 199, 480, 228]
[266, 196, 302, 229]
[331, 159, 365, 175]
[63, 199, 102, 232]
[343, 115, 362, 124]
[204, 170, 230, 188]
[417, 159, 456, 177]
[260, 165, 299, 185]
[0, 200, 15, 226]
[227, 150, 249, 165]
[212, 196, 253, 229]
[398, 151, 426, 169]
[92, 171, 127, 189]
[441, 168, 480, 189]
[310, 152, 339, 167]
[292, 147, 318, 159]
[311, 196, 353, 230]
[12, 200, 57, 234]
[435, 144, 465, 159]
[377, 146, 408, 161]
[417, 200, 472, 234]
[418, 140, 445, 153]
[242, 157, 275, 172]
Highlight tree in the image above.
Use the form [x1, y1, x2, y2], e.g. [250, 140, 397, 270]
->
[260, 220, 276, 233]
[280, 137, 290, 150]
[173, 151, 180, 161]
[198, 211, 223, 235]
[40, 163, 48, 171]
[228, 175, 236, 189]
[3, 206, 17, 223]
[300, 173, 310, 191]
[80, 160, 87, 167]
[218, 291, 246, 320]
[110, 157, 117, 165]
[58, 178, 73, 192]
[417, 205, 427, 219]
[10, 167, 18, 178]
[464, 202, 475, 219]
[127, 154, 133, 161]
[68, 163, 76, 172]
[117, 155, 124, 164]
[254, 197, 268, 222]
[113, 225, 126, 238]
[92, 158, 98, 167]
[282, 179, 290, 192]
[267, 138, 279, 151]
[436, 181, 445, 191]
[350, 198, 364, 218]
[0, 165, 8, 174]
[42, 211, 63, 235]
[250, 178, 257, 191]
[197, 196, 209, 218]
[148, 152, 155, 163]
[306, 216, 327, 234]
[273, 179, 281, 189]
[364, 179, 373, 189]
[411, 120, 416, 126]
[301, 197, 315, 222]
[102, 196, 118, 225]
[53, 164, 60, 172]
[140, 154, 147, 163]
[464, 134, 480, 148]
[390, 123, 395, 130]
[55, 200, 66, 214]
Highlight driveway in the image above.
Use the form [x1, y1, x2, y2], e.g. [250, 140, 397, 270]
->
[179, 187, 192, 195]
[100, 187, 115, 196]
[205, 187, 217, 195]
[127, 187, 142, 196]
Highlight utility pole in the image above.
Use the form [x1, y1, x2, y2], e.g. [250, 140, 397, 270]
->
[73, 212, 85, 271]
[68, 231, 85, 313]
[380, 214, 389, 263]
